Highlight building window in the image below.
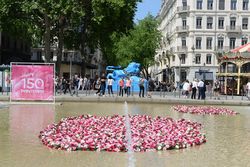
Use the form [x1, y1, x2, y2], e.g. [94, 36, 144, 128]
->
[206, 54, 212, 64]
[196, 37, 202, 49]
[243, 0, 249, 10]
[197, 0, 203, 9]
[218, 37, 224, 49]
[195, 54, 201, 64]
[206, 37, 213, 49]
[181, 37, 186, 46]
[242, 18, 248, 29]
[231, 0, 237, 10]
[196, 17, 202, 29]
[207, 0, 213, 10]
[219, 0, 225, 10]
[63, 52, 68, 61]
[180, 54, 186, 64]
[207, 17, 213, 29]
[172, 55, 175, 62]
[230, 37, 236, 49]
[242, 37, 248, 45]
[218, 17, 224, 29]
[182, 18, 187, 28]
[182, 0, 187, 7]
[230, 17, 236, 29]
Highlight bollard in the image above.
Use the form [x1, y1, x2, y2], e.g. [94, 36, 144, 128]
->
[232, 89, 234, 99]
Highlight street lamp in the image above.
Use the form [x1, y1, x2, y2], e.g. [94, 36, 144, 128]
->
[178, 54, 181, 98]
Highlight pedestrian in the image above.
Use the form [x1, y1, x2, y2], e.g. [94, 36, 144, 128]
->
[63, 78, 71, 95]
[95, 77, 101, 95]
[107, 76, 114, 97]
[119, 78, 125, 97]
[147, 78, 155, 98]
[139, 78, 145, 98]
[126, 77, 132, 97]
[191, 79, 198, 99]
[198, 79, 205, 100]
[100, 73, 107, 96]
[182, 80, 190, 98]
[213, 79, 220, 100]
[246, 80, 250, 100]
[71, 74, 79, 97]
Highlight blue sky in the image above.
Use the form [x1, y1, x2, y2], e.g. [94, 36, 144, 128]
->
[134, 0, 161, 21]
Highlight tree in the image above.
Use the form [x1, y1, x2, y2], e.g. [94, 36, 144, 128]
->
[114, 14, 161, 79]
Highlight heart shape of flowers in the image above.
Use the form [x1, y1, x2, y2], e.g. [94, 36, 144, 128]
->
[173, 105, 238, 115]
[39, 115, 206, 152]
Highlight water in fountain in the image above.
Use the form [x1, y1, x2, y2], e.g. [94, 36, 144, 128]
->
[124, 101, 136, 167]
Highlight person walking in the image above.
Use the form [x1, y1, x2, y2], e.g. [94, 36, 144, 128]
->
[191, 79, 198, 99]
[126, 77, 132, 97]
[107, 76, 114, 97]
[100, 73, 107, 96]
[119, 78, 125, 97]
[213, 79, 220, 100]
[246, 80, 250, 100]
[182, 80, 190, 98]
[147, 78, 155, 98]
[71, 74, 79, 97]
[139, 78, 145, 98]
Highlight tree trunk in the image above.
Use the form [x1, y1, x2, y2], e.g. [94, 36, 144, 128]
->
[80, 0, 92, 76]
[56, 16, 64, 76]
[44, 14, 51, 63]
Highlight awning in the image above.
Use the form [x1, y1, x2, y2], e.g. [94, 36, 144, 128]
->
[231, 43, 250, 53]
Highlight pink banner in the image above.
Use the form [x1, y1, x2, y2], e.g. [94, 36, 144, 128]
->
[11, 65, 54, 101]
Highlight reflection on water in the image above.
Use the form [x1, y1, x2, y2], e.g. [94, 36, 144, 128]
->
[10, 105, 55, 144]
[0, 103, 250, 167]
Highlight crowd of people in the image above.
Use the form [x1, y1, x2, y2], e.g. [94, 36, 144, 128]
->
[55, 73, 225, 100]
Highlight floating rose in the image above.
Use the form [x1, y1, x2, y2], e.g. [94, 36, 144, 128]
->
[39, 115, 206, 152]
[173, 105, 238, 115]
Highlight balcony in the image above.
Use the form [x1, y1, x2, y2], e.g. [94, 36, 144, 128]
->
[176, 26, 189, 33]
[177, 6, 190, 13]
[216, 46, 230, 53]
[177, 46, 188, 53]
[226, 26, 242, 34]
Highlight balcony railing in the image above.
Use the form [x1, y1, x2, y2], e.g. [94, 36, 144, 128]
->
[176, 26, 189, 33]
[217, 46, 230, 53]
[177, 6, 190, 13]
[177, 46, 188, 52]
[226, 26, 241, 33]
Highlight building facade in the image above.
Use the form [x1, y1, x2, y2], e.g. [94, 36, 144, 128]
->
[154, 0, 250, 86]
[31, 46, 103, 79]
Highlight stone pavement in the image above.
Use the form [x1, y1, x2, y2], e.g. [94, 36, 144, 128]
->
[0, 91, 249, 106]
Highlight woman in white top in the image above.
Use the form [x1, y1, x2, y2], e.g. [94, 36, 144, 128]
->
[182, 80, 190, 98]
[107, 76, 114, 96]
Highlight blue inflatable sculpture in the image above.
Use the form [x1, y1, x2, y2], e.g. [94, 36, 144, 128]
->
[106, 62, 147, 92]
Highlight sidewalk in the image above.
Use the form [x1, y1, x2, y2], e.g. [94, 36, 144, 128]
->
[1, 91, 249, 106]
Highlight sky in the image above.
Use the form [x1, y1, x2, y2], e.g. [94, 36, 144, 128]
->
[134, 0, 161, 22]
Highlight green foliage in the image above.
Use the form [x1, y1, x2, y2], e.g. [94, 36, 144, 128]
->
[114, 14, 161, 77]
[0, 0, 141, 65]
